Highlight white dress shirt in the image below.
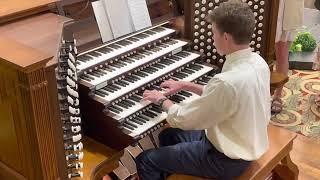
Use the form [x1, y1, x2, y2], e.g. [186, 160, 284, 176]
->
[166, 48, 271, 161]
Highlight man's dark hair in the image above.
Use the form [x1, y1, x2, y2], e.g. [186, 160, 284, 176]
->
[206, 0, 255, 44]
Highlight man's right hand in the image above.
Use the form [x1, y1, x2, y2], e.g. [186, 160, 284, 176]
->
[160, 79, 186, 96]
[169, 16, 185, 37]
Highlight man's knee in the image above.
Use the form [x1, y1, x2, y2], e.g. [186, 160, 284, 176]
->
[159, 128, 180, 146]
[136, 149, 154, 165]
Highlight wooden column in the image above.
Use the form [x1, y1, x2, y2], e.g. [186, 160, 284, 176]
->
[0, 37, 62, 179]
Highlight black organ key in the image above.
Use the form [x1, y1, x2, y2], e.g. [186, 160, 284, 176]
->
[121, 100, 133, 107]
[127, 37, 140, 42]
[115, 81, 127, 87]
[125, 99, 136, 106]
[117, 102, 129, 108]
[202, 77, 211, 82]
[146, 110, 158, 117]
[110, 105, 123, 112]
[169, 56, 181, 61]
[135, 117, 146, 123]
[150, 106, 162, 113]
[134, 72, 147, 77]
[123, 77, 135, 83]
[185, 67, 196, 73]
[96, 91, 106, 97]
[89, 71, 100, 77]
[142, 111, 155, 118]
[181, 68, 194, 74]
[130, 118, 144, 125]
[94, 70, 105, 76]
[140, 50, 152, 56]
[103, 66, 115, 72]
[191, 64, 203, 70]
[99, 89, 109, 95]
[88, 51, 102, 57]
[138, 114, 149, 121]
[153, 63, 165, 69]
[126, 121, 138, 128]
[82, 75, 93, 81]
[144, 30, 156, 35]
[123, 123, 135, 130]
[103, 86, 115, 93]
[140, 33, 150, 37]
[118, 80, 129, 86]
[78, 55, 92, 62]
[174, 94, 186, 101]
[179, 91, 192, 97]
[197, 80, 207, 86]
[81, 76, 92, 81]
[169, 96, 180, 103]
[110, 63, 122, 69]
[129, 74, 140, 81]
[158, 43, 169, 48]
[109, 44, 122, 49]
[108, 106, 120, 114]
[152, 27, 165, 32]
[110, 84, 121, 90]
[150, 85, 161, 91]
[130, 95, 141, 102]
[123, 58, 134, 63]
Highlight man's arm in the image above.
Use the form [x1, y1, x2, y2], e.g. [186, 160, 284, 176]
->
[160, 79, 204, 96]
[181, 81, 204, 96]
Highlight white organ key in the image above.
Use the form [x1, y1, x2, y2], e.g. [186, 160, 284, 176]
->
[71, 125, 81, 133]
[67, 96, 80, 106]
[68, 162, 83, 169]
[67, 59, 76, 71]
[68, 172, 83, 178]
[74, 46, 78, 54]
[69, 52, 76, 63]
[69, 106, 80, 115]
[70, 116, 81, 123]
[68, 134, 82, 142]
[67, 85, 79, 98]
[66, 142, 83, 151]
[68, 69, 77, 80]
[66, 151, 84, 161]
[67, 76, 76, 87]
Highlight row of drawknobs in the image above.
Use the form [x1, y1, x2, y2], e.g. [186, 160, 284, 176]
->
[56, 38, 84, 179]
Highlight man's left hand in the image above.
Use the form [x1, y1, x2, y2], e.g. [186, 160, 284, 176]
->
[142, 90, 166, 104]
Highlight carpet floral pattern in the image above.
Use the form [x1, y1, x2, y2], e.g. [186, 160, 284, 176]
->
[271, 70, 320, 140]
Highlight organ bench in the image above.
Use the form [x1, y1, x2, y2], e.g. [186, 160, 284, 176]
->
[167, 125, 299, 180]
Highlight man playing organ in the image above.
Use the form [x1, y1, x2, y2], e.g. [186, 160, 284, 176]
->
[137, 1, 271, 179]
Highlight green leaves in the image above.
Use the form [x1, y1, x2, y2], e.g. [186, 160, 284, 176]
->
[289, 32, 317, 52]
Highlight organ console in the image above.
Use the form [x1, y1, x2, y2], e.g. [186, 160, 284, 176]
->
[0, 0, 279, 179]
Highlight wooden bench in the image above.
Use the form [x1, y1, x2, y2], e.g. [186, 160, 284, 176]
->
[168, 125, 299, 180]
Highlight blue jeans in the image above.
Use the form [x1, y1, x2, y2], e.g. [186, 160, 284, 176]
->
[136, 128, 251, 180]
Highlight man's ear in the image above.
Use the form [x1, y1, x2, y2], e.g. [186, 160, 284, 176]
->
[223, 32, 229, 41]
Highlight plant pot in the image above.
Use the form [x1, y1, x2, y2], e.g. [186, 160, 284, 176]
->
[289, 51, 317, 70]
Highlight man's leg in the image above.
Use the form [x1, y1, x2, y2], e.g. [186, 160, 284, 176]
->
[159, 127, 203, 146]
[272, 32, 290, 113]
[136, 130, 250, 180]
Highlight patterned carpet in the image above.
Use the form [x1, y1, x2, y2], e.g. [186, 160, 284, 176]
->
[271, 70, 320, 141]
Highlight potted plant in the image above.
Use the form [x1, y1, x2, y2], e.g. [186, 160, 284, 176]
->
[289, 31, 318, 70]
